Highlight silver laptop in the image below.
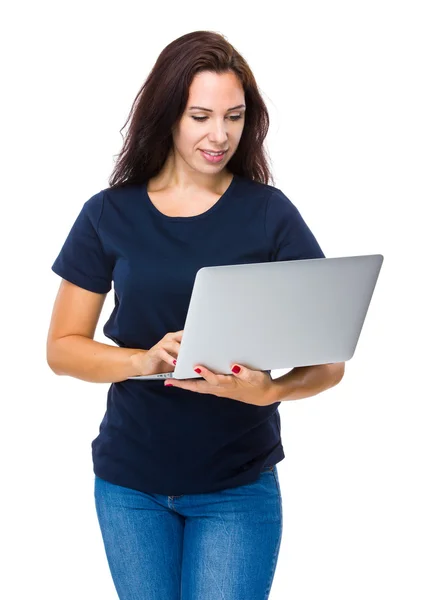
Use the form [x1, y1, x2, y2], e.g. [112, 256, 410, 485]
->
[127, 254, 384, 381]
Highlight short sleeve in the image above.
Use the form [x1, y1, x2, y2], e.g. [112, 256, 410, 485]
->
[51, 191, 113, 293]
[265, 189, 325, 261]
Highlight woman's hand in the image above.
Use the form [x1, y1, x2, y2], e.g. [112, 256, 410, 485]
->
[132, 330, 183, 376]
[164, 363, 276, 406]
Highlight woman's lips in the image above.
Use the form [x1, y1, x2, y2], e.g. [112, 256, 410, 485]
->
[200, 149, 227, 163]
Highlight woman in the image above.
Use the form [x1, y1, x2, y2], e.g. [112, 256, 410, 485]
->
[47, 30, 343, 600]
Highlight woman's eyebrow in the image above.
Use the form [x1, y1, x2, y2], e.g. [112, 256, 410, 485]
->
[188, 104, 246, 112]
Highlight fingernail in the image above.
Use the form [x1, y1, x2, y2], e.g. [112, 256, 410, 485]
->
[165, 382, 173, 387]
[194, 368, 201, 374]
[232, 365, 241, 373]
[173, 360, 177, 365]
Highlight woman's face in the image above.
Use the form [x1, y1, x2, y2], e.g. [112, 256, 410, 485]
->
[172, 70, 246, 174]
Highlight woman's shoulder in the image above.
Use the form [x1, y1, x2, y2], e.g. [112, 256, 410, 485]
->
[237, 177, 294, 213]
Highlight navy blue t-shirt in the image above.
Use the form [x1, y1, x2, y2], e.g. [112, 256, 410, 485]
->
[51, 173, 325, 495]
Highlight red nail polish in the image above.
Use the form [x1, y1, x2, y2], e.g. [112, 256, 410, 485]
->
[165, 383, 173, 387]
[232, 365, 241, 374]
[194, 368, 201, 374]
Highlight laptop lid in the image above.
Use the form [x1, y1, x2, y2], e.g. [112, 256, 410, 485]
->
[128, 254, 383, 381]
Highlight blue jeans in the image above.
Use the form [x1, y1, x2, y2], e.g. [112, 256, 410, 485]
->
[94, 465, 283, 600]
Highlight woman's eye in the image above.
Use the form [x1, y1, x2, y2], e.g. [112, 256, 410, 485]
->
[192, 115, 243, 122]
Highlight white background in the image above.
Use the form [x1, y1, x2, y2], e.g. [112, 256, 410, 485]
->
[2, 1, 421, 598]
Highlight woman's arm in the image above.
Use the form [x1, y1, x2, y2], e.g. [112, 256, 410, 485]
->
[269, 363, 345, 403]
[47, 279, 146, 383]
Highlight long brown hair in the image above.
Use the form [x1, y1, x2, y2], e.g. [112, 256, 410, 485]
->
[108, 31, 275, 189]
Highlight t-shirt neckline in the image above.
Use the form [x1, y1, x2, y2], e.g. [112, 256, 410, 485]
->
[143, 174, 238, 221]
